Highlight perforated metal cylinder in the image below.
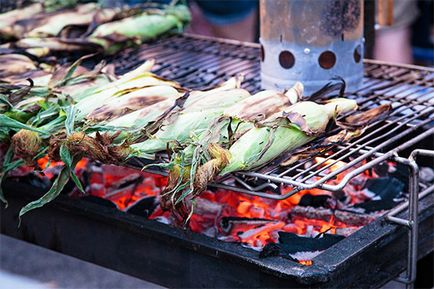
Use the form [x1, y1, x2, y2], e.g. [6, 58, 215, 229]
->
[260, 0, 364, 95]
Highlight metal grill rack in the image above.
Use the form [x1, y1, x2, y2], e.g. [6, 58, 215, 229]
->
[112, 34, 434, 198]
[112, 34, 434, 289]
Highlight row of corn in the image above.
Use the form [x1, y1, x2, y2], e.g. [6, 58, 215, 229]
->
[0, 57, 391, 222]
[0, 1, 191, 57]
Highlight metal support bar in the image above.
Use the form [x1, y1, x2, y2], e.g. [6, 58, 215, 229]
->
[386, 149, 434, 289]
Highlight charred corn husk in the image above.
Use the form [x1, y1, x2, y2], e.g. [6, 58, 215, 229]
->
[220, 98, 358, 174]
[0, 3, 43, 40]
[75, 61, 181, 120]
[130, 78, 250, 155]
[26, 3, 100, 38]
[86, 85, 182, 122]
[0, 54, 38, 79]
[157, 82, 304, 215]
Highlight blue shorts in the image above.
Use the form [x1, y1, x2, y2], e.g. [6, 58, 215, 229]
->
[194, 0, 258, 25]
[124, 0, 258, 25]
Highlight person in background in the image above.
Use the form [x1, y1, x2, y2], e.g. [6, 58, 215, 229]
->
[187, 0, 258, 42]
[373, 0, 419, 64]
[119, 0, 258, 42]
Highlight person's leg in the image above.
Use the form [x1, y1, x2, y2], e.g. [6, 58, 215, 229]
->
[207, 10, 257, 42]
[374, 27, 413, 63]
[189, 0, 258, 42]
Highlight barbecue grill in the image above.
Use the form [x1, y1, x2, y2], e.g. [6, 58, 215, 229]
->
[1, 34, 433, 289]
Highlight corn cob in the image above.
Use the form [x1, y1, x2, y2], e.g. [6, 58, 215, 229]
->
[159, 96, 357, 219]
[89, 4, 191, 54]
[75, 61, 181, 120]
[220, 98, 358, 174]
[86, 85, 182, 122]
[130, 78, 250, 155]
[26, 3, 100, 38]
[157, 83, 303, 215]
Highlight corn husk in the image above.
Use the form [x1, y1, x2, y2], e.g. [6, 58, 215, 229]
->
[220, 98, 358, 174]
[74, 61, 181, 120]
[86, 85, 182, 122]
[0, 54, 38, 79]
[26, 3, 99, 37]
[0, 3, 44, 40]
[131, 78, 250, 155]
[89, 4, 191, 54]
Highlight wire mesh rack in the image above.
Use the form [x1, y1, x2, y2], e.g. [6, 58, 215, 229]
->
[112, 34, 434, 199]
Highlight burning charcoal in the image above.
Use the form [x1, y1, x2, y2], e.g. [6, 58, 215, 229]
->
[260, 232, 344, 260]
[364, 177, 404, 200]
[335, 227, 359, 236]
[420, 167, 434, 184]
[237, 221, 285, 249]
[298, 194, 333, 208]
[126, 196, 157, 218]
[291, 206, 377, 226]
[220, 217, 274, 233]
[354, 177, 405, 213]
[194, 198, 223, 215]
[111, 173, 144, 190]
[81, 195, 117, 209]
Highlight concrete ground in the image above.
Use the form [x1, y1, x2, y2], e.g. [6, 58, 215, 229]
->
[0, 234, 163, 289]
[0, 234, 404, 289]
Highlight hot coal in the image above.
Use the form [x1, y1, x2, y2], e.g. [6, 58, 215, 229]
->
[110, 173, 144, 190]
[126, 196, 157, 218]
[376, 162, 410, 191]
[220, 217, 274, 233]
[354, 177, 404, 213]
[420, 167, 434, 184]
[290, 206, 377, 227]
[298, 194, 333, 208]
[260, 232, 345, 259]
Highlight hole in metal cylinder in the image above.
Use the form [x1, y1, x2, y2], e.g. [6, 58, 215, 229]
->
[354, 45, 362, 63]
[260, 45, 265, 62]
[318, 51, 336, 69]
[279, 50, 295, 69]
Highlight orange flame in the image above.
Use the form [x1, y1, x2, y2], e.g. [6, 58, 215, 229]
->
[21, 154, 382, 264]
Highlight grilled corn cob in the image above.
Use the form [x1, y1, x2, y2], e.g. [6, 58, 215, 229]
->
[131, 79, 250, 155]
[220, 98, 358, 174]
[89, 4, 191, 54]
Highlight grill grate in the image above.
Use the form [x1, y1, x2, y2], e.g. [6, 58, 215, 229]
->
[111, 34, 434, 199]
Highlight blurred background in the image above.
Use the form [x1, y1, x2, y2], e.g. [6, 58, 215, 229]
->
[1, 0, 433, 65]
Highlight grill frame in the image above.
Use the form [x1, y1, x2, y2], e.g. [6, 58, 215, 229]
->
[1, 34, 433, 288]
[111, 34, 434, 289]
[1, 179, 433, 289]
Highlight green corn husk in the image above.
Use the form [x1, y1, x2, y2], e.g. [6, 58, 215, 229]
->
[130, 79, 250, 155]
[156, 83, 304, 214]
[74, 61, 182, 120]
[88, 4, 191, 54]
[220, 98, 358, 174]
[160, 96, 357, 218]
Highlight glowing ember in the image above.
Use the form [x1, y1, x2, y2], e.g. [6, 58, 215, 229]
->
[299, 260, 313, 266]
[7, 154, 391, 264]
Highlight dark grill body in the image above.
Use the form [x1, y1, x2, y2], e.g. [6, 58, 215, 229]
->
[1, 34, 433, 289]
